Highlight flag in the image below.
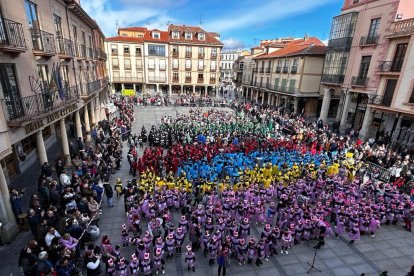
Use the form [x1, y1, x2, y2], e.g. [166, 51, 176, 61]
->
[55, 63, 65, 101]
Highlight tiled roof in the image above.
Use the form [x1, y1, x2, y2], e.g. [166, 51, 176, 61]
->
[118, 27, 147, 32]
[105, 36, 144, 43]
[143, 29, 170, 43]
[167, 25, 223, 46]
[254, 37, 326, 59]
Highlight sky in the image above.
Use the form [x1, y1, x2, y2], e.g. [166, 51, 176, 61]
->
[82, 0, 343, 49]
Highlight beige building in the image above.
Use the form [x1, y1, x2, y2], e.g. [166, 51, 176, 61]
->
[105, 27, 145, 94]
[0, 0, 108, 241]
[168, 25, 223, 96]
[242, 37, 326, 118]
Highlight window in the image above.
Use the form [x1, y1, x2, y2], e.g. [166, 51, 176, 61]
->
[274, 78, 279, 87]
[328, 12, 358, 48]
[124, 58, 131, 70]
[172, 45, 178, 56]
[185, 59, 192, 69]
[148, 44, 165, 56]
[409, 86, 414, 104]
[159, 59, 166, 70]
[53, 14, 62, 37]
[136, 59, 142, 70]
[173, 71, 179, 81]
[211, 48, 217, 57]
[37, 65, 49, 90]
[148, 59, 155, 70]
[358, 56, 371, 79]
[289, 79, 296, 92]
[172, 59, 179, 69]
[0, 64, 24, 119]
[112, 58, 119, 69]
[392, 43, 408, 71]
[185, 72, 191, 81]
[124, 45, 130, 56]
[135, 47, 142, 56]
[111, 44, 118, 55]
[185, 46, 192, 57]
[152, 32, 160, 39]
[25, 0, 39, 29]
[368, 18, 380, 37]
[198, 60, 204, 70]
[322, 51, 349, 82]
[172, 31, 180, 39]
[60, 64, 69, 86]
[211, 73, 216, 80]
[198, 73, 203, 80]
[198, 32, 205, 40]
[185, 32, 192, 40]
[211, 61, 216, 70]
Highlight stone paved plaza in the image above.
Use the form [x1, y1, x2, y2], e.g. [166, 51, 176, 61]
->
[1, 105, 414, 276]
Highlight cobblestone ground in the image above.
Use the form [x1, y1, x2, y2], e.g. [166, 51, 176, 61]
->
[1, 105, 414, 276]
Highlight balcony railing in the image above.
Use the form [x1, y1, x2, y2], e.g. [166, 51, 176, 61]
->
[198, 66, 205, 71]
[377, 60, 403, 73]
[111, 50, 118, 56]
[172, 65, 179, 70]
[370, 95, 392, 107]
[98, 48, 107, 60]
[81, 79, 102, 96]
[185, 78, 191, 83]
[87, 47, 93, 59]
[172, 78, 179, 83]
[56, 37, 74, 57]
[112, 77, 144, 83]
[112, 65, 119, 70]
[148, 65, 155, 71]
[210, 78, 216, 84]
[198, 53, 205, 58]
[351, 76, 369, 86]
[258, 68, 264, 73]
[30, 28, 56, 54]
[360, 34, 379, 46]
[275, 66, 281, 73]
[265, 68, 271, 73]
[159, 66, 166, 71]
[136, 65, 143, 70]
[185, 66, 192, 71]
[93, 49, 99, 59]
[393, 18, 414, 33]
[185, 52, 192, 58]
[291, 65, 298, 74]
[124, 65, 131, 70]
[321, 74, 344, 84]
[2, 85, 78, 123]
[197, 78, 204, 83]
[78, 44, 86, 58]
[211, 54, 217, 59]
[282, 66, 289, 73]
[148, 77, 167, 83]
[210, 67, 216, 72]
[0, 18, 26, 51]
[274, 85, 297, 93]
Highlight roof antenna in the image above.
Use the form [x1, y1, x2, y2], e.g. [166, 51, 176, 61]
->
[115, 20, 119, 33]
[199, 14, 204, 26]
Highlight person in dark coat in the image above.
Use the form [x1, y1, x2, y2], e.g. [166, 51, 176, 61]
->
[41, 162, 53, 178]
[103, 181, 114, 207]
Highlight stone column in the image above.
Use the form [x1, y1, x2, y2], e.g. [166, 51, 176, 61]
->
[192, 85, 195, 94]
[0, 165, 18, 242]
[261, 92, 265, 105]
[60, 119, 71, 165]
[268, 94, 272, 105]
[90, 100, 96, 126]
[84, 105, 91, 142]
[392, 116, 403, 143]
[36, 130, 48, 164]
[335, 92, 344, 122]
[121, 83, 125, 91]
[293, 97, 299, 114]
[319, 87, 331, 123]
[255, 91, 259, 102]
[169, 85, 172, 96]
[75, 110, 83, 140]
[359, 106, 374, 140]
[180, 85, 183, 95]
[339, 91, 351, 133]
[95, 97, 101, 123]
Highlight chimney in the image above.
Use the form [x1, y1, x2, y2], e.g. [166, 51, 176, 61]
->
[304, 33, 309, 41]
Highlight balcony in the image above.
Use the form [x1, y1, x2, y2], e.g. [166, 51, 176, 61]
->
[275, 86, 297, 93]
[172, 65, 179, 70]
[111, 50, 118, 56]
[185, 78, 191, 83]
[0, 18, 26, 54]
[112, 65, 119, 70]
[148, 65, 155, 71]
[98, 48, 107, 60]
[211, 54, 217, 59]
[159, 66, 166, 71]
[81, 79, 102, 97]
[275, 66, 281, 73]
[172, 51, 178, 57]
[265, 68, 271, 73]
[93, 49, 99, 59]
[78, 44, 86, 59]
[351, 76, 369, 87]
[30, 28, 56, 56]
[198, 53, 205, 59]
[210, 67, 216, 72]
[136, 65, 143, 70]
[258, 68, 264, 73]
[148, 77, 167, 83]
[185, 66, 192, 71]
[387, 18, 414, 38]
[124, 51, 130, 57]
[56, 37, 74, 59]
[2, 84, 78, 125]
[198, 66, 205, 71]
[327, 37, 353, 49]
[197, 78, 204, 83]
[185, 52, 192, 58]
[282, 66, 289, 74]
[172, 78, 179, 83]
[112, 77, 144, 83]
[321, 74, 344, 84]
[291, 66, 298, 74]
[370, 95, 392, 107]
[360, 34, 379, 46]
[124, 65, 131, 70]
[210, 78, 216, 84]
[377, 60, 403, 73]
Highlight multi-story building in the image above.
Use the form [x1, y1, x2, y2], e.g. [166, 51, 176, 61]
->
[364, 17, 414, 146]
[220, 48, 242, 84]
[105, 27, 145, 94]
[105, 25, 223, 96]
[319, 0, 414, 135]
[0, 0, 108, 242]
[168, 24, 223, 96]
[242, 36, 326, 118]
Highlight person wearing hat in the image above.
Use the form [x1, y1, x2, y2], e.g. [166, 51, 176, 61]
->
[239, 218, 250, 238]
[247, 237, 257, 264]
[140, 253, 152, 275]
[174, 227, 185, 255]
[236, 238, 247, 265]
[153, 248, 165, 275]
[129, 254, 140, 275]
[184, 245, 196, 272]
[165, 233, 175, 260]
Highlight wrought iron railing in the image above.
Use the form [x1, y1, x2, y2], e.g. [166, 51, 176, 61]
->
[351, 76, 369, 86]
[2, 85, 78, 122]
[282, 66, 289, 73]
[321, 74, 344, 84]
[56, 37, 74, 57]
[291, 65, 298, 74]
[360, 34, 379, 46]
[258, 68, 264, 73]
[265, 68, 271, 73]
[79, 44, 86, 58]
[377, 60, 403, 72]
[87, 47, 93, 59]
[30, 28, 56, 54]
[0, 18, 26, 49]
[275, 66, 281, 73]
[112, 77, 143, 83]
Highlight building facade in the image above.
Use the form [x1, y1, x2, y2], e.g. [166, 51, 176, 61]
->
[0, 0, 108, 241]
[319, 0, 414, 135]
[241, 37, 326, 118]
[105, 25, 223, 97]
[220, 49, 242, 84]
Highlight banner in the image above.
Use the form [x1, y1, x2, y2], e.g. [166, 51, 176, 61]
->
[122, 89, 136, 97]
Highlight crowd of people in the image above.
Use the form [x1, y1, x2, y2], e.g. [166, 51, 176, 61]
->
[16, 99, 414, 276]
[16, 97, 134, 276]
